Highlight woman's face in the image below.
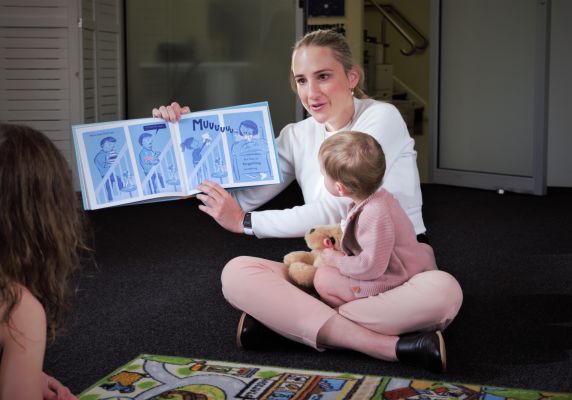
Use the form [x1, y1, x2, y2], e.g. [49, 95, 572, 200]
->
[292, 45, 358, 131]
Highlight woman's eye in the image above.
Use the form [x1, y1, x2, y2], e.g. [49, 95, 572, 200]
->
[296, 78, 306, 85]
[318, 74, 329, 80]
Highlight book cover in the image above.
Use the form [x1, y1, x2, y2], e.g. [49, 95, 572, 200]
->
[72, 102, 282, 210]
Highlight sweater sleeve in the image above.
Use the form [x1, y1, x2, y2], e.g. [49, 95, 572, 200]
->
[233, 122, 351, 238]
[251, 195, 349, 238]
[336, 204, 395, 280]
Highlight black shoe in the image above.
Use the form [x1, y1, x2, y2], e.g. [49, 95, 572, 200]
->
[396, 330, 446, 373]
[236, 312, 285, 350]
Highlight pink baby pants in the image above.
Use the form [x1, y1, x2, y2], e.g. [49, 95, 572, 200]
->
[221, 256, 463, 349]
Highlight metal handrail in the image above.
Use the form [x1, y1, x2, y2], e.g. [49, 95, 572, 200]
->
[367, 0, 428, 56]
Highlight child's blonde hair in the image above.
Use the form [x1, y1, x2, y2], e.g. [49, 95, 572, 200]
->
[319, 131, 385, 199]
[0, 123, 89, 340]
[290, 29, 367, 99]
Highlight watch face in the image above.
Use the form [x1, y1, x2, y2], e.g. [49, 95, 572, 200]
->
[243, 212, 252, 228]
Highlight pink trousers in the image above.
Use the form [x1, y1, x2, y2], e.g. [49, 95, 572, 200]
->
[221, 256, 463, 349]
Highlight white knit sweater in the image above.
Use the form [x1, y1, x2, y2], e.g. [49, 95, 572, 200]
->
[233, 98, 427, 238]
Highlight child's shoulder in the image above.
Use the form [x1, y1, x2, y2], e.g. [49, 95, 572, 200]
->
[0, 285, 46, 344]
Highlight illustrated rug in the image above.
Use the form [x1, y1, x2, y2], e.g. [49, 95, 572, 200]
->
[79, 354, 571, 400]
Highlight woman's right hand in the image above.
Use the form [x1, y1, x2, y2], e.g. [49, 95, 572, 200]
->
[152, 102, 190, 123]
[196, 180, 246, 234]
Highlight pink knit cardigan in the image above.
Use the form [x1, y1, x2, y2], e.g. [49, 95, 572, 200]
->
[334, 189, 437, 297]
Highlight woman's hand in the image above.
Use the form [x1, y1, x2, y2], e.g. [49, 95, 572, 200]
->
[196, 180, 246, 234]
[151, 102, 190, 123]
[42, 373, 77, 400]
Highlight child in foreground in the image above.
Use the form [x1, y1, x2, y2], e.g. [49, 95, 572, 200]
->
[316, 131, 437, 306]
[0, 123, 87, 399]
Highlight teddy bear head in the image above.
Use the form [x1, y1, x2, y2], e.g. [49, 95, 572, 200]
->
[304, 224, 343, 251]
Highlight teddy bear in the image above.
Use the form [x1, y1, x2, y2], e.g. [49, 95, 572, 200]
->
[283, 224, 343, 288]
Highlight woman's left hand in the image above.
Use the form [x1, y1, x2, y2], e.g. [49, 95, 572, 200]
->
[152, 102, 190, 123]
[196, 180, 246, 234]
[43, 373, 77, 400]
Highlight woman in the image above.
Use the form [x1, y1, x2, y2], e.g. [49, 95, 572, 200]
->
[153, 30, 462, 373]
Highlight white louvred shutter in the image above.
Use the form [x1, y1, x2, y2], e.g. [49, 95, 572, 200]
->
[81, 0, 124, 123]
[0, 0, 82, 167]
[0, 0, 124, 190]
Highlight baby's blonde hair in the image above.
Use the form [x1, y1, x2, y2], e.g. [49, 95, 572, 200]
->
[319, 131, 385, 199]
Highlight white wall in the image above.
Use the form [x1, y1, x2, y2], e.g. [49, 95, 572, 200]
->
[547, 0, 572, 187]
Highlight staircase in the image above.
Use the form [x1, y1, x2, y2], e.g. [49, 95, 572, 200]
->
[363, 1, 428, 136]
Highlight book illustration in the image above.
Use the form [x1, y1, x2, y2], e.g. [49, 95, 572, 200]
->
[128, 122, 180, 195]
[84, 127, 138, 206]
[225, 113, 273, 183]
[179, 110, 275, 188]
[72, 102, 282, 210]
[179, 115, 226, 188]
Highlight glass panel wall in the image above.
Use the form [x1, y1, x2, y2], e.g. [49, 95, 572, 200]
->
[125, 0, 299, 133]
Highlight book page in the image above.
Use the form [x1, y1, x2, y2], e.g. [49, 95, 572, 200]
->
[177, 103, 281, 194]
[73, 119, 186, 210]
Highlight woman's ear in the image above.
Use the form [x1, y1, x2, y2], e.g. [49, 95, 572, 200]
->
[348, 67, 360, 90]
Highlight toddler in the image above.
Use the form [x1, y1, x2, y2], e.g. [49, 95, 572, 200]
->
[316, 131, 437, 307]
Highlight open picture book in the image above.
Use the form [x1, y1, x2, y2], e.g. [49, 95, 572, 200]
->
[72, 102, 282, 210]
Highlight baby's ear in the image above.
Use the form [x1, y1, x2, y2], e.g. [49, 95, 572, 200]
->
[335, 182, 351, 196]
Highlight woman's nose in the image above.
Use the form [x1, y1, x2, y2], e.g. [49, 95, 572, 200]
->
[308, 79, 320, 97]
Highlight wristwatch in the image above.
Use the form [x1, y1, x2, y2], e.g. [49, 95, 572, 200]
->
[242, 212, 253, 235]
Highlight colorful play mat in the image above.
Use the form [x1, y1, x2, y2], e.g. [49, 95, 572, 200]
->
[79, 354, 571, 400]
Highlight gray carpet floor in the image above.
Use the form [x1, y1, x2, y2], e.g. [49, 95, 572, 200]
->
[45, 183, 572, 394]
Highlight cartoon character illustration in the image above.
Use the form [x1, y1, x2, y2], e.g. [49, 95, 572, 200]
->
[180, 132, 212, 167]
[93, 136, 119, 201]
[138, 132, 165, 194]
[231, 120, 271, 181]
